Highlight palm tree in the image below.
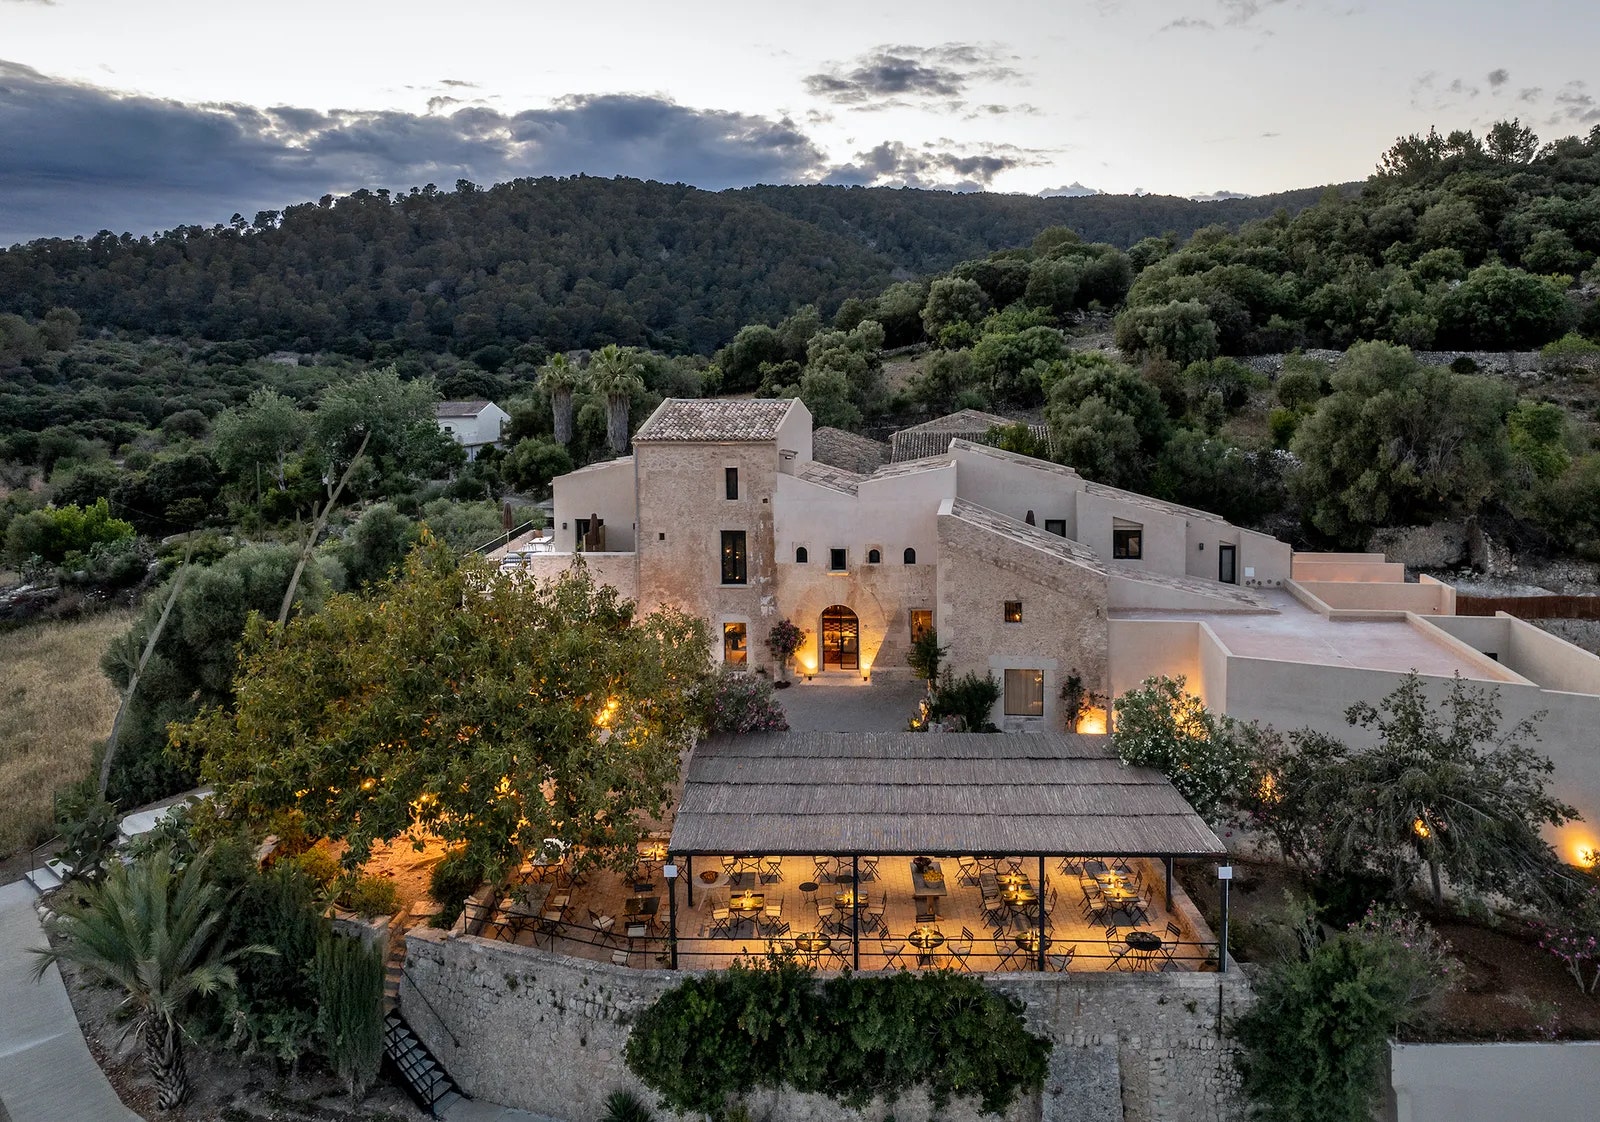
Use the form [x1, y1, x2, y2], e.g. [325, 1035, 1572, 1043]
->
[32, 848, 262, 1111]
[541, 353, 581, 445]
[588, 344, 646, 454]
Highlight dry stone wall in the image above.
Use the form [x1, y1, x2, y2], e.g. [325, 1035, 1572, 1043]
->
[401, 928, 1251, 1122]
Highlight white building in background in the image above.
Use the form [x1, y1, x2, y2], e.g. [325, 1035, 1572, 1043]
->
[435, 401, 510, 462]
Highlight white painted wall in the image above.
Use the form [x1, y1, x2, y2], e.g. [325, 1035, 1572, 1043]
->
[550, 457, 638, 553]
[436, 403, 509, 459]
[1387, 1042, 1600, 1122]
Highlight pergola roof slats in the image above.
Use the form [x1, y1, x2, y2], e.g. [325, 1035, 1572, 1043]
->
[669, 731, 1226, 858]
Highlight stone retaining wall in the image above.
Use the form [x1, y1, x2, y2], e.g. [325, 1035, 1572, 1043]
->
[1234, 349, 1599, 379]
[401, 927, 1252, 1122]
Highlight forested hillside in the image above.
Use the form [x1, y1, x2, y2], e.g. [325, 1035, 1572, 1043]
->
[0, 177, 1339, 359]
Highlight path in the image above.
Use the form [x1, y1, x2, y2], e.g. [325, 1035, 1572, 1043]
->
[779, 680, 925, 732]
[0, 880, 141, 1122]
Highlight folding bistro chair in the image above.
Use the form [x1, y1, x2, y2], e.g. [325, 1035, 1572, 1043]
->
[761, 857, 784, 884]
[859, 855, 880, 881]
[1105, 925, 1133, 971]
[709, 905, 734, 938]
[864, 892, 887, 934]
[1048, 944, 1077, 972]
[957, 855, 980, 886]
[879, 934, 906, 969]
[763, 895, 787, 936]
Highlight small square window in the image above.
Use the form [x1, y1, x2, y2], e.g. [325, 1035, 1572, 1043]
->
[723, 622, 747, 667]
[1045, 519, 1066, 537]
[1003, 601, 1023, 623]
[829, 548, 847, 572]
[910, 609, 933, 643]
[1113, 527, 1143, 560]
[725, 467, 739, 500]
[1003, 669, 1044, 717]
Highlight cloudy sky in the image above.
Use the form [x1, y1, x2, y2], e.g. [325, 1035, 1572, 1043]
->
[2, 0, 1597, 243]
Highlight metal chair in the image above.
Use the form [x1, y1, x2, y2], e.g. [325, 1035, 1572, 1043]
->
[957, 855, 980, 885]
[859, 855, 880, 881]
[1048, 944, 1077, 973]
[761, 857, 784, 884]
[994, 936, 1020, 971]
[612, 949, 631, 967]
[1105, 925, 1133, 971]
[709, 906, 734, 938]
[879, 934, 906, 969]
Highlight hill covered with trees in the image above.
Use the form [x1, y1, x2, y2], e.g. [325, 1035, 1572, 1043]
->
[0, 177, 1342, 359]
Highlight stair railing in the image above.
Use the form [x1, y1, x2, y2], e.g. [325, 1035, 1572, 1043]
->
[400, 967, 460, 1049]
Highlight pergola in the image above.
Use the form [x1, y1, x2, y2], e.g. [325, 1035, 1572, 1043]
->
[665, 731, 1227, 971]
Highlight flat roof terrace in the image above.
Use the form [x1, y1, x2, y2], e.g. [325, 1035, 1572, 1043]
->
[1113, 589, 1520, 683]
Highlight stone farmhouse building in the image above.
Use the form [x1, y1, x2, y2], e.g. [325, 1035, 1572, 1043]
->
[498, 397, 1600, 859]
[434, 400, 510, 461]
[508, 397, 1291, 731]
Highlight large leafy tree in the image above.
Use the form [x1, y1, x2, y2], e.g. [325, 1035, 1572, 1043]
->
[103, 543, 333, 805]
[587, 344, 646, 455]
[1333, 674, 1576, 908]
[212, 387, 309, 491]
[311, 366, 456, 492]
[1289, 342, 1513, 544]
[174, 543, 711, 878]
[32, 849, 257, 1111]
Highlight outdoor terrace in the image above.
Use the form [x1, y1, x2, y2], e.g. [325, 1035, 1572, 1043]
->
[463, 850, 1219, 974]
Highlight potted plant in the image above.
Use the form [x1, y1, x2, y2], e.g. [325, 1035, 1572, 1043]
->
[766, 617, 805, 686]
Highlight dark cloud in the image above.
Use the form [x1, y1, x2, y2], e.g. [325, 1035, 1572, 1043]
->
[1488, 68, 1509, 89]
[1160, 17, 1216, 32]
[439, 79, 479, 89]
[0, 61, 1044, 243]
[1519, 87, 1543, 103]
[0, 61, 843, 242]
[1554, 81, 1600, 124]
[1191, 190, 1252, 202]
[822, 139, 1040, 190]
[804, 43, 1021, 110]
[964, 103, 1039, 120]
[1038, 182, 1102, 198]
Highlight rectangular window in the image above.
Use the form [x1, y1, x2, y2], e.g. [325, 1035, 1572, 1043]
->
[721, 530, 747, 585]
[829, 548, 847, 572]
[1004, 669, 1045, 717]
[1045, 519, 1066, 537]
[1003, 601, 1023, 624]
[910, 609, 933, 643]
[723, 622, 747, 667]
[725, 466, 739, 500]
[1112, 527, 1143, 560]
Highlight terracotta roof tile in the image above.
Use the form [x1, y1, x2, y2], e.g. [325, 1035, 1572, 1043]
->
[633, 398, 797, 442]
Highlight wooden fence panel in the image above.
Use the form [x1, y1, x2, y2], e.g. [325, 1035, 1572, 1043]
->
[1455, 595, 1600, 620]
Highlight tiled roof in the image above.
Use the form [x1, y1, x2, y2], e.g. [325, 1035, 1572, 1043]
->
[870, 454, 954, 479]
[1083, 481, 1225, 524]
[900, 409, 1018, 434]
[435, 400, 492, 418]
[947, 438, 1080, 482]
[811, 427, 890, 474]
[891, 411, 1048, 462]
[633, 398, 797, 442]
[796, 462, 866, 495]
[944, 498, 1104, 570]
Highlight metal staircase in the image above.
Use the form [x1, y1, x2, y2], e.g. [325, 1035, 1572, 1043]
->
[382, 938, 466, 1117]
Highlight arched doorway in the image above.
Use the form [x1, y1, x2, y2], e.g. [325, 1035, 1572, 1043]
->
[820, 605, 860, 671]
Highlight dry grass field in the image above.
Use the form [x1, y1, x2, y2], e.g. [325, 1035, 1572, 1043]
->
[0, 609, 131, 859]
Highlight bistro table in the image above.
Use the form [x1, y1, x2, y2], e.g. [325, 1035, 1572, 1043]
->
[1125, 930, 1163, 970]
[1015, 930, 1052, 956]
[907, 925, 946, 967]
[910, 860, 949, 920]
[793, 931, 830, 965]
[728, 890, 765, 936]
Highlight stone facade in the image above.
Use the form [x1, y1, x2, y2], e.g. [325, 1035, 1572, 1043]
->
[938, 505, 1110, 731]
[401, 928, 1251, 1122]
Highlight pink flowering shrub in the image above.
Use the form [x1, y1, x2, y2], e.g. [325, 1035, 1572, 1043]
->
[1533, 885, 1600, 993]
[699, 668, 789, 734]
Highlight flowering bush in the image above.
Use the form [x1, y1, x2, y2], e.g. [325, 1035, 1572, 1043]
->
[699, 668, 789, 734]
[1113, 675, 1252, 822]
[1533, 884, 1600, 993]
[766, 617, 804, 661]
